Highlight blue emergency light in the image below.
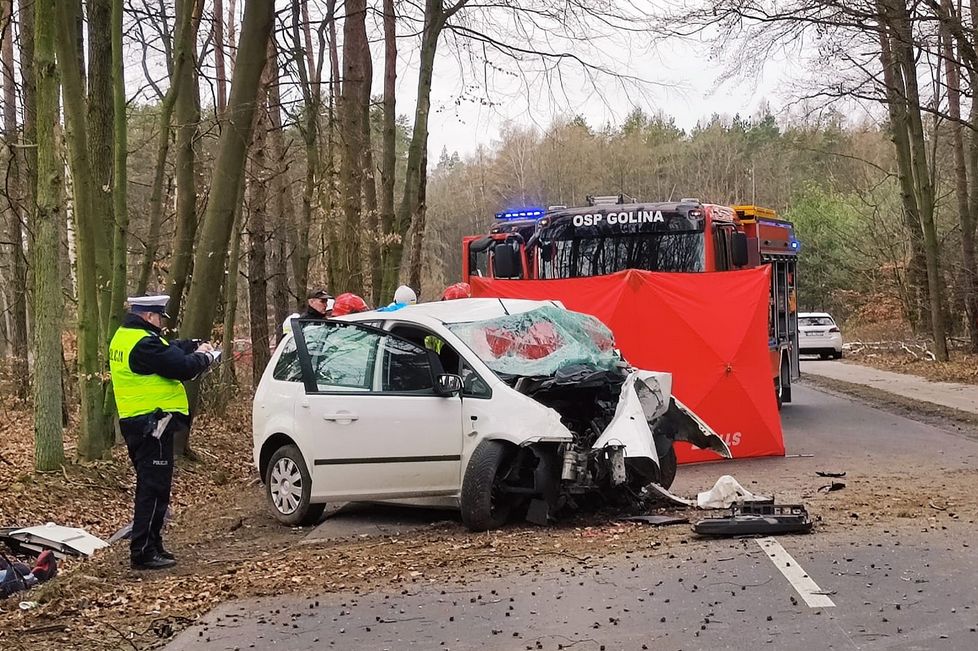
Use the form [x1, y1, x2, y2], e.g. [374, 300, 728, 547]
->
[496, 208, 544, 220]
[789, 238, 801, 251]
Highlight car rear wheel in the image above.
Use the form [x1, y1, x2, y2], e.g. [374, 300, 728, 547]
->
[266, 445, 325, 526]
[833, 350, 843, 359]
[460, 440, 515, 531]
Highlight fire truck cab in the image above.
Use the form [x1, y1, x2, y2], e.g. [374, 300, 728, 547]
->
[462, 196, 800, 407]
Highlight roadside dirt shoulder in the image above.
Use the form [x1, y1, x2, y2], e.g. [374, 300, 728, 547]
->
[801, 374, 978, 438]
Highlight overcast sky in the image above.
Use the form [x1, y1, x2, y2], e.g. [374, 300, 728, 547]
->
[383, 11, 797, 161]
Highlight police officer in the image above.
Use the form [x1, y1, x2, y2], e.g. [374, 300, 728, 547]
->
[108, 295, 217, 571]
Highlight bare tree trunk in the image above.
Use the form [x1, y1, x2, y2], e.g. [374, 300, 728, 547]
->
[108, 0, 127, 334]
[165, 0, 202, 329]
[379, 0, 397, 305]
[19, 0, 36, 246]
[247, 55, 272, 388]
[289, 0, 319, 305]
[217, 180, 245, 404]
[384, 0, 467, 298]
[19, 0, 35, 337]
[323, 0, 340, 288]
[246, 154, 270, 388]
[877, 5, 931, 334]
[888, 3, 949, 360]
[941, 1, 978, 351]
[55, 0, 110, 459]
[2, 0, 27, 398]
[267, 40, 293, 329]
[214, 0, 227, 115]
[86, 0, 114, 339]
[357, 6, 379, 302]
[335, 0, 368, 295]
[34, 0, 65, 470]
[136, 1, 194, 295]
[181, 0, 274, 345]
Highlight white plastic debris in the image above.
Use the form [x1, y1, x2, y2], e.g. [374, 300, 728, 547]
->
[696, 475, 768, 509]
[9, 523, 109, 558]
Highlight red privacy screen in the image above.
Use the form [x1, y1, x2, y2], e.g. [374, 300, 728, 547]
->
[471, 267, 784, 463]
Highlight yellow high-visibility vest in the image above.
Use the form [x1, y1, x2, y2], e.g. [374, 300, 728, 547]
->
[109, 327, 190, 418]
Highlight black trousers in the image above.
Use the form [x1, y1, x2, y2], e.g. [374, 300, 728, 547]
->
[120, 413, 186, 561]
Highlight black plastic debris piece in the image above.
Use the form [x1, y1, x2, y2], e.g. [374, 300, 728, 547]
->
[692, 502, 813, 537]
[816, 471, 846, 478]
[818, 482, 846, 493]
[619, 515, 689, 526]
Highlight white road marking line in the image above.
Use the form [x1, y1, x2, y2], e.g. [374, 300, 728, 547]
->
[756, 537, 836, 608]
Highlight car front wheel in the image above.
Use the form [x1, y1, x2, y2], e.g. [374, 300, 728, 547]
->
[266, 444, 325, 526]
[460, 440, 515, 531]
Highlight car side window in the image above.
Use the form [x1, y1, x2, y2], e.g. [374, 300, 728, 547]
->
[301, 323, 380, 391]
[461, 361, 491, 398]
[381, 336, 434, 393]
[272, 337, 302, 382]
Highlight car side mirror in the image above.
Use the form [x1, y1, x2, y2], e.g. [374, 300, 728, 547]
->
[435, 374, 463, 396]
[731, 232, 749, 268]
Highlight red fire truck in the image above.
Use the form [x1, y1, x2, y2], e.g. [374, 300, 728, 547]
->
[462, 196, 800, 407]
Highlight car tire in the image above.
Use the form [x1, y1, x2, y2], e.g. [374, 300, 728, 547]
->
[265, 444, 325, 527]
[657, 446, 677, 490]
[819, 353, 830, 360]
[460, 440, 514, 532]
[833, 350, 843, 359]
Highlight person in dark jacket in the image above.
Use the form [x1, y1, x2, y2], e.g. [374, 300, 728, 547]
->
[108, 295, 216, 571]
[301, 288, 334, 319]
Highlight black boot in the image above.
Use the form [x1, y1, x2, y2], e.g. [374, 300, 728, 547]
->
[131, 554, 176, 571]
[156, 547, 175, 561]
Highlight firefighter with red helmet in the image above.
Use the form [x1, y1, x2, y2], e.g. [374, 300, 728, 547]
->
[441, 282, 472, 301]
[331, 293, 369, 317]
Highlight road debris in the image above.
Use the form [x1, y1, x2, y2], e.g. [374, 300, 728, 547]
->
[697, 475, 771, 509]
[818, 482, 846, 493]
[618, 515, 688, 526]
[692, 502, 813, 537]
[0, 523, 108, 558]
[816, 471, 847, 478]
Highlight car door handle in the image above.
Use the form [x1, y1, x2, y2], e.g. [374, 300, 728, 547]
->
[322, 413, 359, 422]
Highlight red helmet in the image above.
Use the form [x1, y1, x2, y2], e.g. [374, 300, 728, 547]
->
[331, 293, 368, 316]
[441, 282, 472, 301]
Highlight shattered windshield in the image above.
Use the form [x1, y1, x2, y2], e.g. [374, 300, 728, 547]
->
[447, 305, 619, 377]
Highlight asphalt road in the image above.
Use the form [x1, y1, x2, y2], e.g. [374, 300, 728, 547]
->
[166, 384, 978, 650]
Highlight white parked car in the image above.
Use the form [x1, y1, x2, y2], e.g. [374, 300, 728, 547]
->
[798, 312, 844, 359]
[252, 299, 730, 531]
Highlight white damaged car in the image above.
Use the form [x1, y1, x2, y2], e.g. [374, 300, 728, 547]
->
[253, 299, 731, 531]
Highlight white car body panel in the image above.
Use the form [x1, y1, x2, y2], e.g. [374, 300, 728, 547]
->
[593, 370, 671, 464]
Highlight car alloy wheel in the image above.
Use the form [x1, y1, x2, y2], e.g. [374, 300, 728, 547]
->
[270, 457, 303, 515]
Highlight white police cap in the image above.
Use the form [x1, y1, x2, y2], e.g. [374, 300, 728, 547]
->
[128, 294, 171, 316]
